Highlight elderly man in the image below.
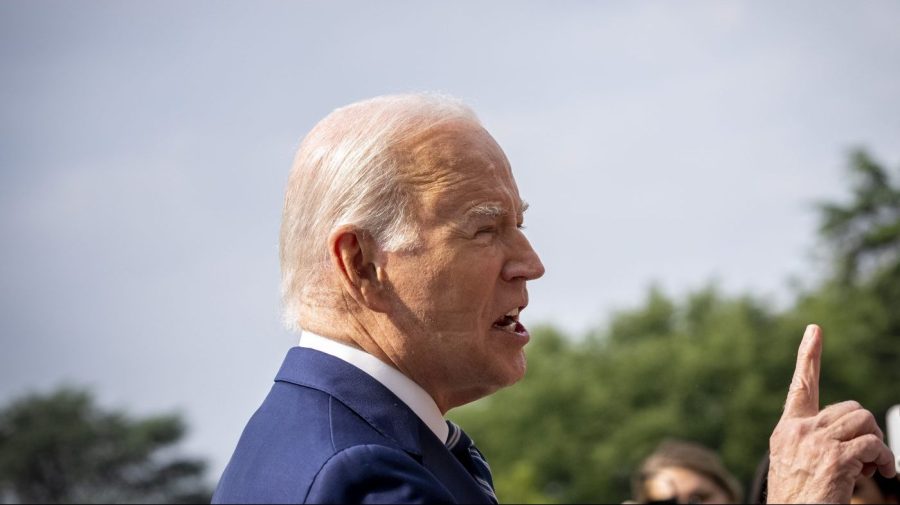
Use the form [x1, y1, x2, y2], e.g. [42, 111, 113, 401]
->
[213, 94, 895, 504]
[213, 94, 542, 503]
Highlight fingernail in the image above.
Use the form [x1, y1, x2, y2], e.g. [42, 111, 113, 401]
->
[802, 324, 817, 345]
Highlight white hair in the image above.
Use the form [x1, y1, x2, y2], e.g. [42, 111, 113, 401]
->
[279, 93, 481, 331]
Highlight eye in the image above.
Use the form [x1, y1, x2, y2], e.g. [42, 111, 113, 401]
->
[475, 226, 497, 236]
[517, 223, 527, 230]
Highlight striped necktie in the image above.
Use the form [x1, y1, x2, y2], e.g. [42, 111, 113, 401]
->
[445, 421, 499, 504]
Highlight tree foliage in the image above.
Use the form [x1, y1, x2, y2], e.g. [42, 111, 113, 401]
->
[0, 388, 211, 504]
[819, 149, 900, 284]
[451, 149, 900, 503]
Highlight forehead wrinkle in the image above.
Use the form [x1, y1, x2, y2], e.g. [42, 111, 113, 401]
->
[402, 120, 507, 188]
[399, 121, 525, 226]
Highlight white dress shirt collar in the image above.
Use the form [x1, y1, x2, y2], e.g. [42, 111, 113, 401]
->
[298, 330, 449, 444]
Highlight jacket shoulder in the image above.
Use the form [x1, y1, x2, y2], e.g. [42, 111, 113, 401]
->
[213, 381, 435, 504]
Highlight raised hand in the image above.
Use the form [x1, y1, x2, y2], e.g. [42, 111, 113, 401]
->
[766, 324, 896, 503]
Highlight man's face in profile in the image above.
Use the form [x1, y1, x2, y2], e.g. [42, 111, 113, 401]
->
[381, 120, 545, 406]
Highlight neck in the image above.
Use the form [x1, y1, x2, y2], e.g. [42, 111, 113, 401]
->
[297, 299, 494, 415]
[298, 296, 409, 376]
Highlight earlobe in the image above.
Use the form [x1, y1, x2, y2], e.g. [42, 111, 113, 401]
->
[329, 226, 390, 312]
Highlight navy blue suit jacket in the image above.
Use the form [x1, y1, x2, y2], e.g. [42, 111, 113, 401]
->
[212, 347, 493, 504]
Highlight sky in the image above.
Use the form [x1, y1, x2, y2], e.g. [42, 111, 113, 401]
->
[2, 0, 900, 484]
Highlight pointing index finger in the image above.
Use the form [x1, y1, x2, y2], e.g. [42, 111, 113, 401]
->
[782, 324, 822, 419]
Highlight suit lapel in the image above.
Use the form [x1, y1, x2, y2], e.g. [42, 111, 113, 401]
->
[274, 347, 493, 503]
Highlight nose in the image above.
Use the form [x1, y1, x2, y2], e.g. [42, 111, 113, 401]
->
[501, 232, 545, 282]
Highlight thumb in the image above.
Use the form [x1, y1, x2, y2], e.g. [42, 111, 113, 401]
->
[782, 324, 822, 419]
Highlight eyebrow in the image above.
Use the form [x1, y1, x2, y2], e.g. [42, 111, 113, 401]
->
[466, 200, 529, 220]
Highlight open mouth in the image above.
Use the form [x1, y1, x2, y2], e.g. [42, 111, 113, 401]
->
[492, 306, 528, 335]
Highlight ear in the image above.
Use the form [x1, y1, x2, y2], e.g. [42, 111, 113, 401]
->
[328, 225, 390, 312]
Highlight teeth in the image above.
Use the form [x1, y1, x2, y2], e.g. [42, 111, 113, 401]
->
[493, 307, 523, 331]
[496, 320, 517, 332]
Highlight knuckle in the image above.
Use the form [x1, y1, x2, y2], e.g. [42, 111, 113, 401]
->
[824, 400, 860, 412]
[879, 446, 894, 465]
[825, 447, 851, 474]
[846, 434, 883, 459]
[844, 400, 863, 411]
[831, 447, 849, 466]
[838, 455, 863, 475]
[844, 409, 870, 427]
[790, 376, 812, 393]
[860, 433, 881, 445]
[859, 409, 876, 427]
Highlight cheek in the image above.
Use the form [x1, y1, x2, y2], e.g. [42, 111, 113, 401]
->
[429, 253, 496, 299]
[391, 246, 502, 330]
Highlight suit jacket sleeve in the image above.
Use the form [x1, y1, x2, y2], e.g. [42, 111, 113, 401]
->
[305, 444, 457, 504]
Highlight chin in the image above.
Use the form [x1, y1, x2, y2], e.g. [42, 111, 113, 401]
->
[451, 359, 526, 409]
[495, 351, 528, 387]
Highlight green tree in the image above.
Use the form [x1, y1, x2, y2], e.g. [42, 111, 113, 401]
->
[802, 148, 900, 421]
[819, 149, 900, 284]
[0, 387, 212, 504]
[453, 289, 791, 503]
[451, 148, 900, 503]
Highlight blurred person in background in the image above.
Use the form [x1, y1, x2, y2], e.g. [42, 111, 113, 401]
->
[630, 439, 742, 504]
[852, 473, 900, 504]
[748, 451, 770, 504]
